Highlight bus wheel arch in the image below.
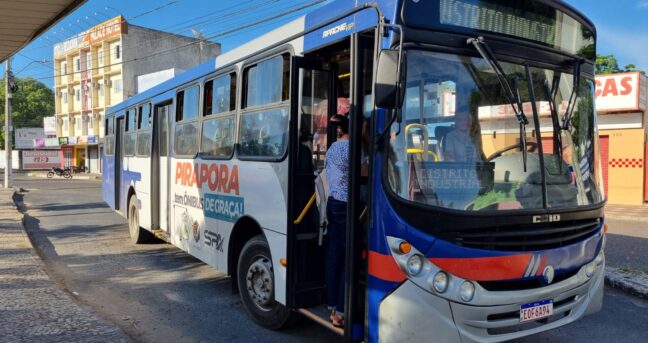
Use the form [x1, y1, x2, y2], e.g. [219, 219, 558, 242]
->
[228, 216, 264, 293]
[127, 190, 153, 244]
[235, 232, 294, 329]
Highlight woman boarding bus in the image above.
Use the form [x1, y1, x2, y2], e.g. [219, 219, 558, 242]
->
[103, 1, 605, 342]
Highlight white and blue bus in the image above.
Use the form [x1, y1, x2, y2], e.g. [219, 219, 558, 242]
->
[103, 1, 606, 341]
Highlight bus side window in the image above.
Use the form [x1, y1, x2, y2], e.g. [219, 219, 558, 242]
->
[238, 53, 290, 160]
[137, 104, 152, 157]
[202, 73, 236, 159]
[124, 108, 137, 156]
[174, 85, 201, 157]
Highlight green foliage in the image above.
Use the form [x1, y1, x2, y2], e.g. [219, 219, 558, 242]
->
[595, 54, 644, 74]
[0, 77, 54, 149]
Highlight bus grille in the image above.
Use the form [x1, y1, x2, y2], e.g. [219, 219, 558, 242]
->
[443, 218, 601, 251]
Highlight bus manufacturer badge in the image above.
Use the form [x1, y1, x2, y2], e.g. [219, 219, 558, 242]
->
[532, 214, 561, 223]
[543, 266, 555, 284]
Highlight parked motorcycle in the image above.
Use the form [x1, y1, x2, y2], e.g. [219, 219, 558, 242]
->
[47, 167, 72, 179]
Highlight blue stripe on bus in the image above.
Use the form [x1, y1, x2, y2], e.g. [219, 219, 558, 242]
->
[367, 274, 401, 343]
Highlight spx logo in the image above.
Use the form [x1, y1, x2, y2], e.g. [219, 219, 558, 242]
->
[204, 229, 224, 252]
[203, 193, 245, 223]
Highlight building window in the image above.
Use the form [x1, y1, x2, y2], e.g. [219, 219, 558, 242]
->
[86, 54, 92, 70]
[75, 57, 80, 72]
[98, 50, 104, 67]
[115, 44, 120, 60]
[113, 79, 122, 93]
[75, 89, 80, 101]
[75, 116, 83, 131]
[63, 92, 68, 104]
[98, 84, 104, 97]
[88, 116, 94, 132]
[62, 62, 67, 76]
[62, 117, 69, 134]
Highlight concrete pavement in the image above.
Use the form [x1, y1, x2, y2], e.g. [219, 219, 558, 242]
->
[0, 188, 132, 343]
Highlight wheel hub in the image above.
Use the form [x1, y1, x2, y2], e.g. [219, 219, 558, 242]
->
[246, 257, 273, 310]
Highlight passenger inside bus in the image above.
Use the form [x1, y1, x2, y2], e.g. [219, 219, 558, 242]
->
[325, 114, 350, 328]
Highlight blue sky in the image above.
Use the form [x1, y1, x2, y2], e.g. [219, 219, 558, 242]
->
[3, 0, 648, 87]
[567, 0, 648, 71]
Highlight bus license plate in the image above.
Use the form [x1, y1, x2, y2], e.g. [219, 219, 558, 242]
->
[520, 300, 553, 323]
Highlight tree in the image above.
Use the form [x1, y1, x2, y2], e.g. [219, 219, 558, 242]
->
[0, 77, 54, 149]
[595, 54, 644, 74]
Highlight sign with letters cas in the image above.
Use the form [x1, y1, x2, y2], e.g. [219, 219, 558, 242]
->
[595, 72, 647, 113]
[22, 150, 61, 170]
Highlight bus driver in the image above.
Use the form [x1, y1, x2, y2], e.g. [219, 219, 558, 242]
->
[442, 111, 484, 163]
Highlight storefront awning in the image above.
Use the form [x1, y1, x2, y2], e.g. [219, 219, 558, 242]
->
[0, 0, 87, 62]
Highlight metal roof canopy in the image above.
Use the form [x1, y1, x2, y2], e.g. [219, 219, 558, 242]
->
[0, 0, 86, 63]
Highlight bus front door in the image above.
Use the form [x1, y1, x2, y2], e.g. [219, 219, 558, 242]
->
[287, 56, 331, 308]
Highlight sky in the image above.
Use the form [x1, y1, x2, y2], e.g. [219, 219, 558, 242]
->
[2, 0, 648, 87]
[1, 0, 327, 88]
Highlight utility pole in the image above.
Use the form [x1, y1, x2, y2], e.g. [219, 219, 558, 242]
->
[5, 58, 12, 188]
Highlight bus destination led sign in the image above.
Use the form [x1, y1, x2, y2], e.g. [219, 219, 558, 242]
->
[439, 0, 555, 46]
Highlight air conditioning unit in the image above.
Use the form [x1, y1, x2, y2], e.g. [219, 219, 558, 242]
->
[104, 79, 112, 86]
[70, 117, 76, 124]
[82, 114, 90, 121]
[57, 118, 63, 124]
[93, 112, 101, 120]
[92, 82, 100, 88]
[56, 91, 62, 97]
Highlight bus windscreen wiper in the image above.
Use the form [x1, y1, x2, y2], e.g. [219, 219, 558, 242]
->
[468, 36, 530, 170]
[561, 59, 583, 130]
[544, 75, 563, 170]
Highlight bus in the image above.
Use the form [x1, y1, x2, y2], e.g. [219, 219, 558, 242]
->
[102, 1, 606, 341]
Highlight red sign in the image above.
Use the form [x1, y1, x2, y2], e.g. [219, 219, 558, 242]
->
[22, 151, 62, 170]
[595, 72, 647, 112]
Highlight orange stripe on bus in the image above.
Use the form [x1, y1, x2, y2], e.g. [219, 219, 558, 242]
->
[368, 251, 406, 283]
[430, 254, 532, 281]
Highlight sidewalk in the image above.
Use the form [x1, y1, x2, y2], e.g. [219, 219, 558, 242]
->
[25, 171, 102, 180]
[0, 188, 131, 342]
[605, 203, 648, 223]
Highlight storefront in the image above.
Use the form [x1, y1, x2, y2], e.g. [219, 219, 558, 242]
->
[595, 72, 648, 205]
[58, 135, 101, 173]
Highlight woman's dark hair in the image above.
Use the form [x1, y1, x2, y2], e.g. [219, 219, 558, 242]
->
[330, 114, 349, 134]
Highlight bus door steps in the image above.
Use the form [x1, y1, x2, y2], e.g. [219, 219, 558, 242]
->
[151, 229, 171, 243]
[297, 306, 343, 336]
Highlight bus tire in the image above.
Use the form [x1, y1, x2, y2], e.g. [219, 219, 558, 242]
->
[128, 194, 153, 244]
[237, 234, 294, 330]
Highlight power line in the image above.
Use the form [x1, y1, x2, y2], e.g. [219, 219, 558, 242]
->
[27, 0, 328, 82]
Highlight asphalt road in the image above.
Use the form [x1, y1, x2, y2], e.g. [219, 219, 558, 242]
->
[11, 175, 648, 343]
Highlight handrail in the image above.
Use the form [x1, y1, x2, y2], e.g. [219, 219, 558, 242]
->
[293, 193, 317, 225]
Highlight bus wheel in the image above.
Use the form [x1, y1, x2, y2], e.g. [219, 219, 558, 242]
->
[128, 195, 153, 244]
[237, 235, 293, 330]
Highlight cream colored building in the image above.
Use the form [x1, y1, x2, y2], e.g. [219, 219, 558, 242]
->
[53, 16, 220, 173]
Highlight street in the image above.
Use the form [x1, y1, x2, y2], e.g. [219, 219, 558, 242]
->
[11, 175, 648, 343]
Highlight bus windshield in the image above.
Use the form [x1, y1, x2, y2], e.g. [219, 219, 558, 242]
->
[387, 50, 603, 211]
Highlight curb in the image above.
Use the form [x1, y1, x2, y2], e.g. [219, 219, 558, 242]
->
[25, 172, 101, 180]
[604, 267, 648, 299]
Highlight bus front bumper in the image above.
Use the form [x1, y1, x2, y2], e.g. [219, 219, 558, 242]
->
[378, 260, 604, 343]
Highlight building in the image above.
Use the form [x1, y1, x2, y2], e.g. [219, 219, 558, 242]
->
[595, 72, 648, 205]
[53, 16, 220, 173]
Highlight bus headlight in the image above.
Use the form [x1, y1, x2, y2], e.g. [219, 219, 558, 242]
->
[585, 262, 596, 278]
[433, 271, 449, 293]
[406, 254, 424, 276]
[460, 281, 475, 302]
[595, 251, 604, 266]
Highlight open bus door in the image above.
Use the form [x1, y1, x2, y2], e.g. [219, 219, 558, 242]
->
[287, 56, 332, 310]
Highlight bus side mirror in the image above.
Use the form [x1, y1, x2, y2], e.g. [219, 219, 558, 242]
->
[375, 49, 406, 111]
